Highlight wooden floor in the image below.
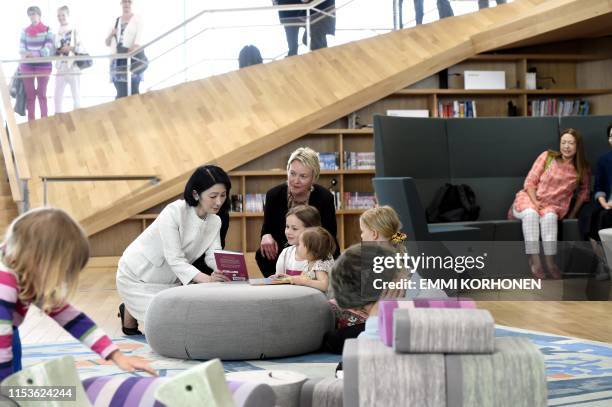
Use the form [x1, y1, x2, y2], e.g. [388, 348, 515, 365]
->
[19, 260, 612, 345]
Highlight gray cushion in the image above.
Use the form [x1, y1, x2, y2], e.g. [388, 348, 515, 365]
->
[446, 117, 558, 178]
[445, 337, 547, 407]
[374, 115, 449, 178]
[145, 284, 334, 360]
[393, 308, 495, 354]
[343, 339, 446, 407]
[300, 378, 343, 407]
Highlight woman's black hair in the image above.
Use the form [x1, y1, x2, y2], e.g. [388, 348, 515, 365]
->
[183, 165, 231, 250]
[607, 123, 612, 140]
[184, 165, 231, 207]
[183, 165, 232, 275]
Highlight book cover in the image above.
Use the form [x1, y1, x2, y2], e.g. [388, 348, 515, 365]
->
[249, 277, 292, 286]
[214, 250, 248, 281]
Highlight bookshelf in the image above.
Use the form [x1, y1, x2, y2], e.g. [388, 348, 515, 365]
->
[346, 49, 612, 124]
[88, 39, 612, 258]
[105, 129, 377, 257]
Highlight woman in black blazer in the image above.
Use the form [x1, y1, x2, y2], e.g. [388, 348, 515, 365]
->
[257, 147, 339, 277]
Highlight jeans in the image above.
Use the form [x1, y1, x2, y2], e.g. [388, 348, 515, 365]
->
[410, 0, 453, 25]
[22, 74, 50, 121]
[478, 0, 507, 9]
[114, 78, 141, 99]
[284, 25, 300, 56]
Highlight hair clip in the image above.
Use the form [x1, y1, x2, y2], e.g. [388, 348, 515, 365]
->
[391, 232, 407, 244]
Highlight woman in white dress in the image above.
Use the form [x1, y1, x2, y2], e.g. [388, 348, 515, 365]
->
[116, 165, 231, 335]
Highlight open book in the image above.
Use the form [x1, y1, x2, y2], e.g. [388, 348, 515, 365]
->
[213, 250, 248, 281]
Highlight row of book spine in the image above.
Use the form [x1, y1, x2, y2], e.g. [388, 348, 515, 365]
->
[318, 151, 376, 170]
[437, 100, 477, 118]
[528, 99, 590, 117]
[230, 192, 376, 212]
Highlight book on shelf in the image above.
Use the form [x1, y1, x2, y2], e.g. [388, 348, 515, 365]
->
[213, 250, 249, 281]
[528, 99, 590, 117]
[386, 109, 429, 118]
[332, 191, 341, 210]
[343, 192, 376, 210]
[318, 152, 339, 170]
[343, 151, 375, 170]
[244, 193, 266, 212]
[437, 100, 477, 118]
[230, 194, 243, 212]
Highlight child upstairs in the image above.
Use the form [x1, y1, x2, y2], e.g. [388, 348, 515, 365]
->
[0, 208, 156, 380]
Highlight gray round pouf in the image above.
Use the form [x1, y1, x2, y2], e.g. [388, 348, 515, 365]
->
[145, 283, 334, 360]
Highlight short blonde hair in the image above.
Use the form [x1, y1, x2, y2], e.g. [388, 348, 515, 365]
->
[287, 147, 320, 181]
[360, 206, 402, 240]
[2, 208, 89, 313]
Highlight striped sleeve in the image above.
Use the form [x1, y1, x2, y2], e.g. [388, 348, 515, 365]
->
[0, 271, 18, 381]
[19, 30, 27, 55]
[47, 304, 118, 359]
[40, 30, 55, 57]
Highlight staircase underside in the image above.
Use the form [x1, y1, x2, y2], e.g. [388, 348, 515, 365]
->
[17, 0, 612, 236]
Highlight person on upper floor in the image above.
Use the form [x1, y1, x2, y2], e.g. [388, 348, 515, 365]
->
[19, 6, 55, 121]
[105, 0, 145, 99]
[54, 5, 82, 113]
[257, 147, 339, 277]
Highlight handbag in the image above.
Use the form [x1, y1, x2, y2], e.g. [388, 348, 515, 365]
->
[75, 53, 93, 70]
[13, 75, 26, 117]
[72, 30, 93, 69]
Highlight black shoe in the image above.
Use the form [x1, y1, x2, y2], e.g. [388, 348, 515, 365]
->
[118, 303, 142, 336]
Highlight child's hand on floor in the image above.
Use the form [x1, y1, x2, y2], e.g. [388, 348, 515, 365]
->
[109, 350, 157, 376]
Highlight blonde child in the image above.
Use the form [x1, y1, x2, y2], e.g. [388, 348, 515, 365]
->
[0, 208, 156, 380]
[275, 205, 322, 277]
[359, 205, 407, 247]
[288, 226, 336, 292]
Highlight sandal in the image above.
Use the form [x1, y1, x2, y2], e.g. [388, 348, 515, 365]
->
[118, 303, 143, 336]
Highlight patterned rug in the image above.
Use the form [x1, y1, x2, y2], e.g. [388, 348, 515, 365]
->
[20, 326, 612, 406]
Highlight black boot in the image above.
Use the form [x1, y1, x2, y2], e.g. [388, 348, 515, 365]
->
[118, 303, 143, 336]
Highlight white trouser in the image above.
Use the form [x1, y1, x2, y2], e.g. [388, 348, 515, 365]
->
[513, 208, 558, 255]
[54, 68, 81, 113]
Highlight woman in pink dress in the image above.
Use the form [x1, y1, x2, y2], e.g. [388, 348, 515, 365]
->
[510, 129, 590, 279]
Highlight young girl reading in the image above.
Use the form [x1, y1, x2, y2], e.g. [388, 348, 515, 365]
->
[274, 205, 322, 276]
[285, 226, 336, 292]
[0, 208, 156, 380]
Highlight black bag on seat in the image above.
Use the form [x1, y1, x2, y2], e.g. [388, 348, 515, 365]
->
[426, 183, 480, 223]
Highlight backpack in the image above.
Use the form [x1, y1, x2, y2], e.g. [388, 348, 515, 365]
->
[426, 184, 480, 223]
[238, 45, 263, 68]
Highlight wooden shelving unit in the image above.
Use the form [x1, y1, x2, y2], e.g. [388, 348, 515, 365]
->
[347, 52, 612, 121]
[90, 45, 612, 259]
[124, 130, 376, 254]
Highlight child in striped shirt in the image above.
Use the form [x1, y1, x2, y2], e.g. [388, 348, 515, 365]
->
[0, 208, 156, 381]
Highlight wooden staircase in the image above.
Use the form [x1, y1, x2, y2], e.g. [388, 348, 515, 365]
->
[13, 0, 612, 237]
[0, 152, 19, 232]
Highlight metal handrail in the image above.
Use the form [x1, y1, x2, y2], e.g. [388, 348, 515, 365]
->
[0, 0, 328, 65]
[41, 175, 160, 206]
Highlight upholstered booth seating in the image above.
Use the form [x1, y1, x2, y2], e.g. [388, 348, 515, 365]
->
[145, 284, 334, 360]
[374, 114, 612, 242]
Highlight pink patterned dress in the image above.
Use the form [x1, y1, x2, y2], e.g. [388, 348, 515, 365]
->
[510, 151, 590, 219]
